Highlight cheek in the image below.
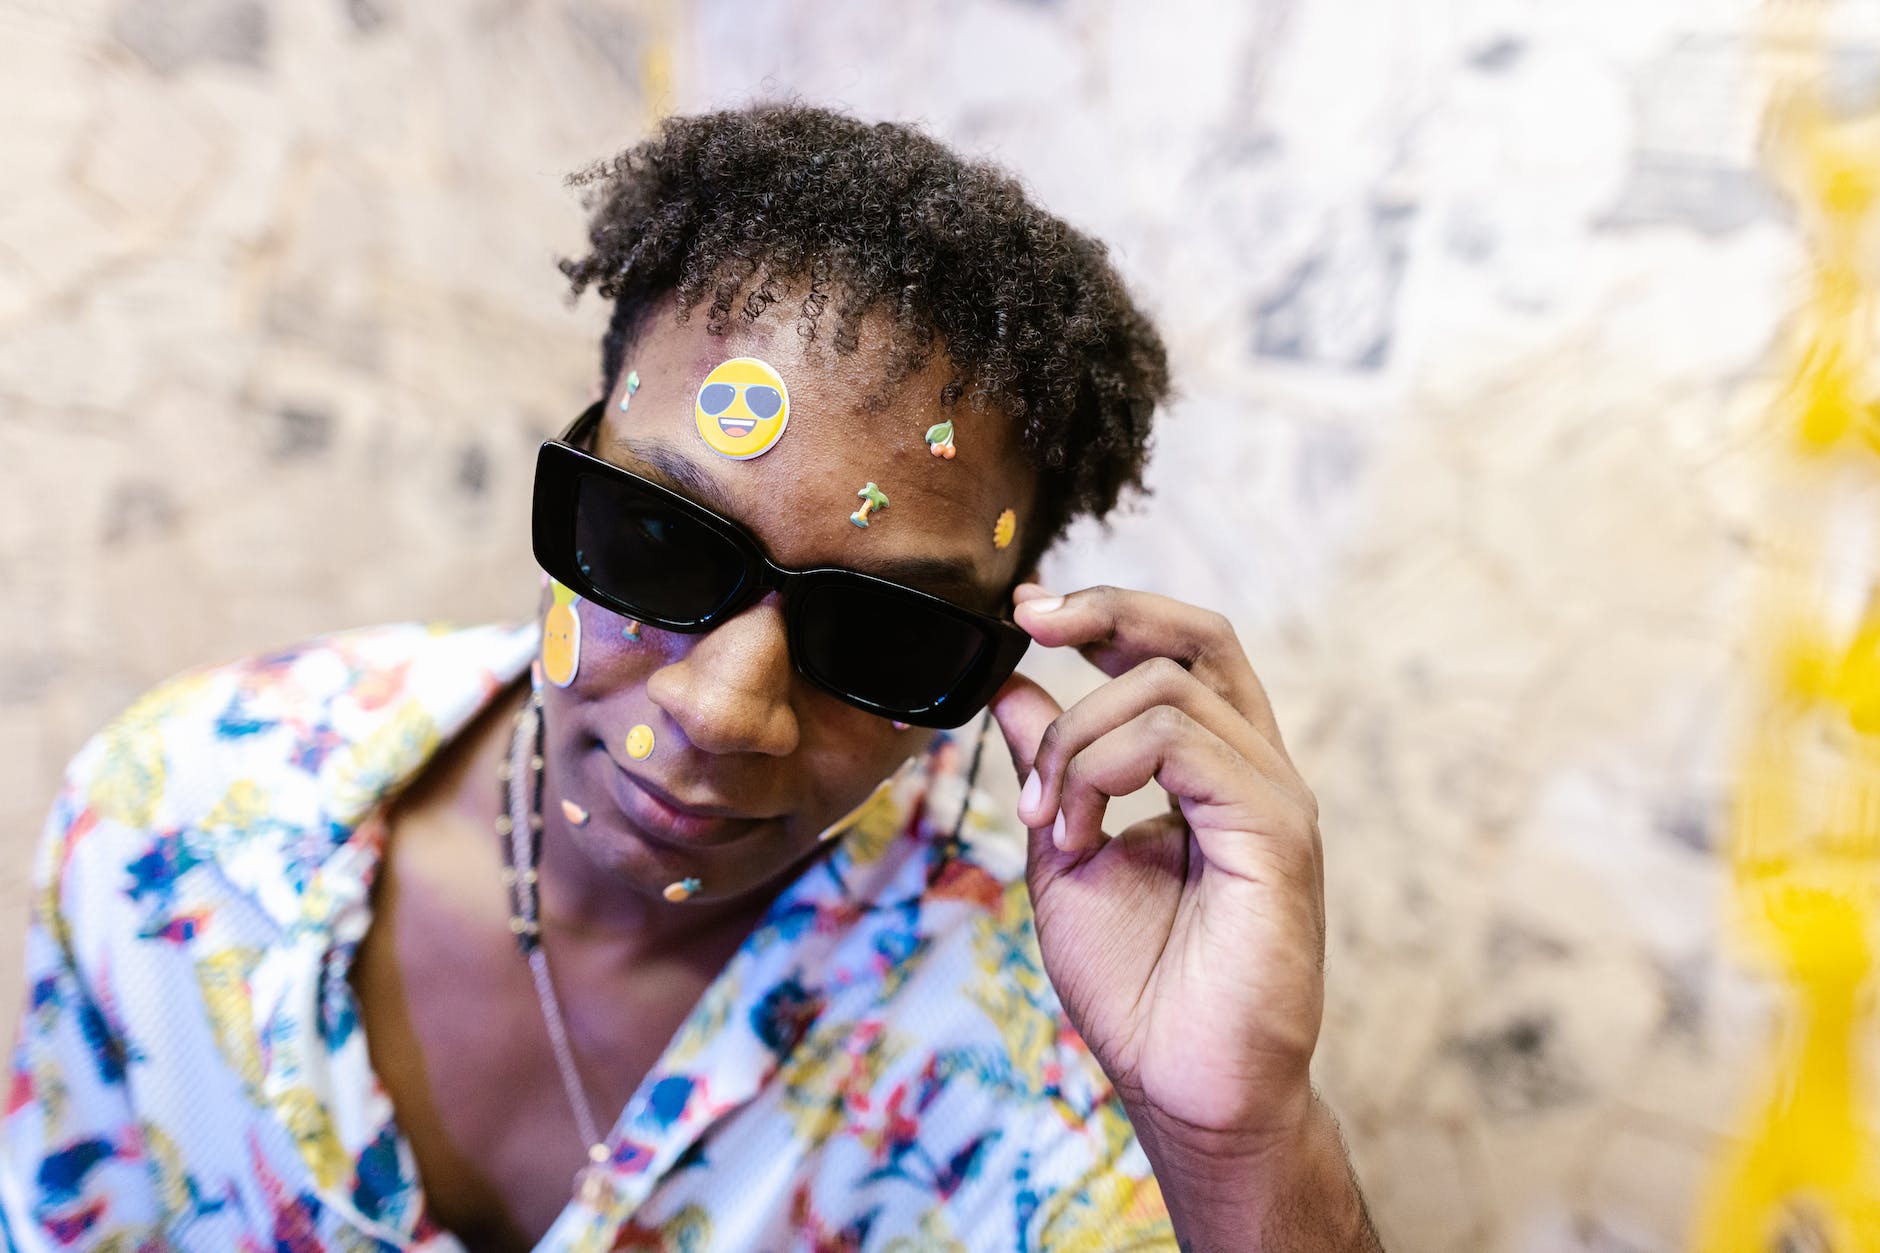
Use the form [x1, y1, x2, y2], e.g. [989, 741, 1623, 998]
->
[563, 599, 662, 693]
[537, 589, 662, 700]
[788, 689, 923, 818]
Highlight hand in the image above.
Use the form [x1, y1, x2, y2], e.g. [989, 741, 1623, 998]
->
[991, 584, 1374, 1250]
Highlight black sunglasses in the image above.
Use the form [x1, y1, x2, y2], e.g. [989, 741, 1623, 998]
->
[532, 403, 1031, 728]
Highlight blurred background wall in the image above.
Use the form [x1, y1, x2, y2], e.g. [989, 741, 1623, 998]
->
[4, 0, 1873, 1248]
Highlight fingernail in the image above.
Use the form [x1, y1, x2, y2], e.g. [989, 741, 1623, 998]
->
[1023, 596, 1064, 616]
[1019, 770, 1041, 820]
[1051, 811, 1068, 851]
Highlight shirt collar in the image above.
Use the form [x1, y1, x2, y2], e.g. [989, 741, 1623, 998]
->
[235, 622, 993, 1246]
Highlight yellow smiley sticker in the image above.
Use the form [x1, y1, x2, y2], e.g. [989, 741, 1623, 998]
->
[695, 357, 790, 460]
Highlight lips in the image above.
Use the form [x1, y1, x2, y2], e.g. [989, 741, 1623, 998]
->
[605, 760, 765, 848]
[717, 415, 757, 439]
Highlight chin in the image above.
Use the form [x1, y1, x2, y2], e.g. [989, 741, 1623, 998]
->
[563, 812, 813, 906]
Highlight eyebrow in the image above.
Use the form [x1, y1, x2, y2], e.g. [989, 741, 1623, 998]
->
[608, 438, 991, 599]
[614, 439, 726, 508]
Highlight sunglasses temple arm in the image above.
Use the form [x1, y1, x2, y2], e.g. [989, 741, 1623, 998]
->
[559, 403, 606, 447]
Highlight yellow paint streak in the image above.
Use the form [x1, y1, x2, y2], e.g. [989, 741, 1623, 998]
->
[640, 0, 676, 120]
[1697, 6, 1880, 1247]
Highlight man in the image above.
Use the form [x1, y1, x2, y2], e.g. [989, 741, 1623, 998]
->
[4, 105, 1381, 1251]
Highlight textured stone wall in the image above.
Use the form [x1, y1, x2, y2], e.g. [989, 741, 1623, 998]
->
[7, 0, 1877, 1248]
[1, 0, 654, 967]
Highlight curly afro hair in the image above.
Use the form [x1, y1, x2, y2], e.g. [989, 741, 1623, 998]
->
[559, 103, 1170, 567]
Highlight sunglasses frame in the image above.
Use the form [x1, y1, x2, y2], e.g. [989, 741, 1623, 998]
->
[532, 403, 1032, 728]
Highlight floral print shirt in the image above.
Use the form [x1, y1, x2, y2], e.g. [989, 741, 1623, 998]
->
[1, 623, 1172, 1251]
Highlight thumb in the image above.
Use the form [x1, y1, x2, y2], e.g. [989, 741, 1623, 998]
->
[988, 672, 1061, 783]
[988, 674, 1076, 881]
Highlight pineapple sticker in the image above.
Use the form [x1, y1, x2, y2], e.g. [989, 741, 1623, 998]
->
[542, 579, 582, 688]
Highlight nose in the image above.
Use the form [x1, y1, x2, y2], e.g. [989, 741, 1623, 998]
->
[644, 594, 799, 757]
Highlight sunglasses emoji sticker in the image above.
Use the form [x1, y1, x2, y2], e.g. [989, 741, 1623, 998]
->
[695, 357, 790, 460]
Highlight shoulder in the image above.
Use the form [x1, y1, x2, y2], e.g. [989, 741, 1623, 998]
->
[39, 621, 535, 953]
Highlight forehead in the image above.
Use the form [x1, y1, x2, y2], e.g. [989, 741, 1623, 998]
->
[588, 306, 1038, 605]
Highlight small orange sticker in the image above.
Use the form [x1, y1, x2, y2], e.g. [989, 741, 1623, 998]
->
[925, 420, 957, 459]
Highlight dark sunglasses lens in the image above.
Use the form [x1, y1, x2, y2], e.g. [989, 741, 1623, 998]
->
[744, 385, 783, 419]
[698, 382, 737, 416]
[795, 583, 988, 715]
[573, 472, 746, 622]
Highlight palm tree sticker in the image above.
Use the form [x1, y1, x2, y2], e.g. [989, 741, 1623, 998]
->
[850, 482, 890, 527]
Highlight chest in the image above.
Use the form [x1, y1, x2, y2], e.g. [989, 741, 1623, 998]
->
[349, 813, 721, 1252]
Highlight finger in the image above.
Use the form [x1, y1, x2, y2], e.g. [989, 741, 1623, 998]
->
[1013, 585, 1287, 755]
[1018, 655, 1312, 830]
[1116, 802, 1328, 979]
[1053, 707, 1321, 892]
